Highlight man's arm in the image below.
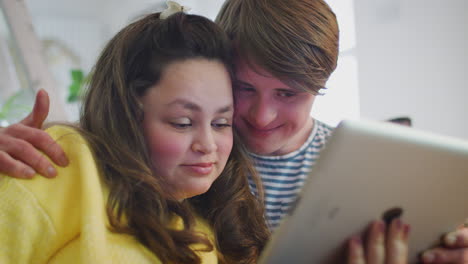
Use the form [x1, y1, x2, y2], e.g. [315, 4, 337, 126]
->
[0, 89, 68, 178]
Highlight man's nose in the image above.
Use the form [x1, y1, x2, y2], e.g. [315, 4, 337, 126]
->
[248, 98, 277, 128]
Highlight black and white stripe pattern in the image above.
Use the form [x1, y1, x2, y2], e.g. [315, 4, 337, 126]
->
[249, 119, 334, 229]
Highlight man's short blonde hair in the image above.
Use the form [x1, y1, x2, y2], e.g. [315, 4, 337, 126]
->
[216, 0, 339, 94]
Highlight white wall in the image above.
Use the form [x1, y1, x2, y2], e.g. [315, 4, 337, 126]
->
[312, 0, 360, 126]
[17, 0, 468, 140]
[354, 0, 468, 139]
[103, 0, 224, 38]
[24, 14, 109, 119]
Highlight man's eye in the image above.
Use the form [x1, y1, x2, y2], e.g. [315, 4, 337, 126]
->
[277, 91, 297, 97]
[236, 86, 255, 92]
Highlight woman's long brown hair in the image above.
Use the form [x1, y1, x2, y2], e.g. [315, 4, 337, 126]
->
[78, 12, 269, 264]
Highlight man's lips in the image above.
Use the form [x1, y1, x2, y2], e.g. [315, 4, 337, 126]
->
[181, 163, 215, 175]
[243, 119, 281, 136]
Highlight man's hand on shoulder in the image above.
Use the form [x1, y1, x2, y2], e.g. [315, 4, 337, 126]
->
[0, 90, 68, 178]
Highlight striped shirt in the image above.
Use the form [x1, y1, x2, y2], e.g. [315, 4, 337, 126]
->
[248, 119, 334, 229]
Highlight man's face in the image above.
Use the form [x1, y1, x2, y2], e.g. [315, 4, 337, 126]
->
[233, 59, 316, 156]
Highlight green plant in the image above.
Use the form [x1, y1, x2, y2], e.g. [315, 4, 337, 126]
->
[67, 69, 87, 102]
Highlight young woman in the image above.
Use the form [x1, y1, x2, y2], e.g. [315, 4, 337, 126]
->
[0, 11, 269, 264]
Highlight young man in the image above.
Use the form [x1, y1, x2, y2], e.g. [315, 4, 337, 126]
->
[1, 0, 467, 262]
[215, 0, 338, 228]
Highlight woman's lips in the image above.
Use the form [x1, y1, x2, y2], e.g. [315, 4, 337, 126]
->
[181, 163, 214, 175]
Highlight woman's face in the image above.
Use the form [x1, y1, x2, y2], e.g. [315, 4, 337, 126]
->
[141, 58, 234, 199]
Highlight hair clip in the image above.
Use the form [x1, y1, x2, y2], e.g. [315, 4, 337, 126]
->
[160, 1, 191, 19]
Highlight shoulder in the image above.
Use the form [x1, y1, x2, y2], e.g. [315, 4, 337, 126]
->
[315, 119, 335, 135]
[45, 125, 88, 151]
[0, 125, 107, 261]
[44, 126, 99, 176]
[313, 119, 335, 141]
[300, 119, 334, 153]
[0, 125, 104, 236]
[0, 124, 102, 215]
[17, 125, 103, 209]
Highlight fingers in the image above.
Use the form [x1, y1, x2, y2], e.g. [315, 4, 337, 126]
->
[366, 220, 386, 263]
[365, 219, 409, 264]
[348, 236, 366, 264]
[0, 124, 68, 178]
[421, 247, 468, 263]
[420, 226, 468, 263]
[386, 218, 410, 264]
[348, 219, 410, 264]
[443, 227, 468, 248]
[0, 130, 56, 178]
[0, 151, 36, 178]
[20, 89, 50, 128]
[6, 124, 68, 166]
[0, 89, 67, 179]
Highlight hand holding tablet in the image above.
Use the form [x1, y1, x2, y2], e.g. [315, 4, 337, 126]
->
[259, 120, 468, 264]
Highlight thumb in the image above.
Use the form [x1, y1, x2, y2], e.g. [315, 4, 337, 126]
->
[444, 227, 468, 248]
[20, 89, 50, 128]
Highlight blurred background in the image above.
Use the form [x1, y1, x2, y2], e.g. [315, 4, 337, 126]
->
[0, 0, 467, 140]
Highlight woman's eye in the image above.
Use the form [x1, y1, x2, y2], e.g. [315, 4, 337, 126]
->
[172, 123, 192, 128]
[212, 118, 232, 128]
[170, 118, 192, 129]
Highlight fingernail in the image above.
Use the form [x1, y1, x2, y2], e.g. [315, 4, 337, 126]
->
[377, 220, 386, 232]
[404, 224, 411, 233]
[47, 166, 57, 177]
[445, 232, 458, 246]
[59, 155, 69, 166]
[352, 236, 362, 245]
[25, 168, 36, 178]
[422, 251, 435, 262]
[395, 218, 403, 229]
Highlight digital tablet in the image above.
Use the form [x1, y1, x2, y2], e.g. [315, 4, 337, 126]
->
[259, 119, 468, 263]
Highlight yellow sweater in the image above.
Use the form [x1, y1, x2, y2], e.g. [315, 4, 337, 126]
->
[0, 126, 218, 263]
